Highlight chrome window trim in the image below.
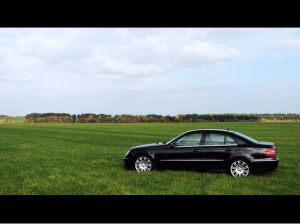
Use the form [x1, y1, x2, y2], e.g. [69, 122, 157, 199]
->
[175, 144, 237, 148]
[201, 144, 237, 147]
[175, 145, 202, 148]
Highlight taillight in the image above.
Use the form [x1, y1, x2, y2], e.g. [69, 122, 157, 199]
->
[266, 146, 277, 157]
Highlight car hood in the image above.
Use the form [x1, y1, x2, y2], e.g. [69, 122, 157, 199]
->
[130, 142, 166, 150]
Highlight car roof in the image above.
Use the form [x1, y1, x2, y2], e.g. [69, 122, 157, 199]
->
[165, 128, 245, 145]
[185, 129, 235, 133]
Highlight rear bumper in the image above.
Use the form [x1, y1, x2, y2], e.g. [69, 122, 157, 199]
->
[252, 157, 279, 172]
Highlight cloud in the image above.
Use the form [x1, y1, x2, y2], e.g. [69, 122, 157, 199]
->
[0, 29, 246, 87]
[179, 41, 243, 65]
[17, 32, 93, 65]
[272, 38, 300, 51]
[0, 28, 261, 116]
[79, 36, 244, 78]
[200, 28, 264, 41]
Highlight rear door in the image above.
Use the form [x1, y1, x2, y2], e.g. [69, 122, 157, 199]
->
[200, 132, 239, 170]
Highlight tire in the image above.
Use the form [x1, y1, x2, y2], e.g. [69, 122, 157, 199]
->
[229, 158, 251, 177]
[133, 155, 155, 172]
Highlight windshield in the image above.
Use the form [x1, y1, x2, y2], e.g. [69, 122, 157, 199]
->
[233, 132, 259, 143]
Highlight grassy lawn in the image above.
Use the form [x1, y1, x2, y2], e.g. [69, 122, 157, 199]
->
[0, 122, 299, 195]
[12, 117, 25, 122]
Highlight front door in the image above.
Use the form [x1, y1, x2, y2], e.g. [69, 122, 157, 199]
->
[162, 132, 203, 168]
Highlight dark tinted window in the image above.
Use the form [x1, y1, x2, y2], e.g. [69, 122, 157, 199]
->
[225, 136, 237, 145]
[176, 133, 202, 146]
[205, 133, 237, 145]
[233, 132, 258, 143]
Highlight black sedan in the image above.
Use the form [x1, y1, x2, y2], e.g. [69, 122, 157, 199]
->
[123, 129, 279, 177]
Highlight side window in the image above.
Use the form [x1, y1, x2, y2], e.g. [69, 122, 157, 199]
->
[205, 133, 225, 145]
[176, 133, 202, 146]
[205, 133, 237, 145]
[225, 136, 237, 145]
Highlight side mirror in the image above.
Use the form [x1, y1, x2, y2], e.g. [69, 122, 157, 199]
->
[170, 142, 176, 148]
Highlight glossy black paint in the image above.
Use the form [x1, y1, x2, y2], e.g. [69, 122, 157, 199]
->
[123, 129, 279, 175]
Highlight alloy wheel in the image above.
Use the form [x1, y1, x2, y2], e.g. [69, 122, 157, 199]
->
[134, 156, 153, 172]
[230, 160, 250, 177]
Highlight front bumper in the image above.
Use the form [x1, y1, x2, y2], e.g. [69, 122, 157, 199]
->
[123, 158, 132, 169]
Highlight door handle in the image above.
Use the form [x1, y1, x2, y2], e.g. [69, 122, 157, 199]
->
[225, 149, 233, 152]
[193, 149, 200, 152]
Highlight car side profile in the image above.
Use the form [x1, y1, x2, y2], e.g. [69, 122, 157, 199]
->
[123, 129, 279, 177]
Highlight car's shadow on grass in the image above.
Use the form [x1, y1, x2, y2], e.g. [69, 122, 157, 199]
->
[123, 164, 277, 176]
[153, 164, 227, 174]
[157, 167, 277, 177]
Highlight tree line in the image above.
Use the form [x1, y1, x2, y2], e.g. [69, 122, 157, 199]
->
[22, 113, 300, 123]
[1, 116, 13, 123]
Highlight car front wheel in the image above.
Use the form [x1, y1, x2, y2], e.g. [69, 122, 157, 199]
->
[229, 158, 251, 177]
[133, 155, 154, 172]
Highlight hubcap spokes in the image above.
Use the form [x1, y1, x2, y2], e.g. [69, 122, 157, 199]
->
[135, 157, 152, 172]
[231, 160, 249, 177]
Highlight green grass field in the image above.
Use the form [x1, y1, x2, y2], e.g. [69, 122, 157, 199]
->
[12, 117, 25, 122]
[0, 122, 299, 195]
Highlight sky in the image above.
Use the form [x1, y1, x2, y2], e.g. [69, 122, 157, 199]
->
[0, 28, 300, 117]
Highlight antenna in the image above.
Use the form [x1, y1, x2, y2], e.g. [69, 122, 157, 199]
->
[227, 128, 229, 131]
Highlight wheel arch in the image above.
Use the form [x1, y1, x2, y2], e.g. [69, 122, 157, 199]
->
[132, 151, 155, 161]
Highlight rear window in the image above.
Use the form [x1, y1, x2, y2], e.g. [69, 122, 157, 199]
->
[233, 132, 258, 143]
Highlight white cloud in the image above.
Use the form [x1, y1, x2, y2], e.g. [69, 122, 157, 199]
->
[179, 41, 243, 64]
[0, 28, 246, 83]
[272, 38, 300, 51]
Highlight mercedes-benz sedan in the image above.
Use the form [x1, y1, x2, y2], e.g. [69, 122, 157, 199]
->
[123, 129, 279, 177]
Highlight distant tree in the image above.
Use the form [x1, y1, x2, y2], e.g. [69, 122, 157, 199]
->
[71, 114, 76, 123]
[36, 118, 44, 123]
[51, 115, 58, 123]
[115, 116, 122, 123]
[22, 119, 30, 123]
[148, 116, 156, 122]
[62, 116, 73, 123]
[21, 112, 300, 123]
[142, 115, 147, 123]
[79, 118, 86, 123]
[87, 115, 96, 123]
[105, 117, 115, 123]
[1, 116, 13, 123]
[76, 114, 81, 123]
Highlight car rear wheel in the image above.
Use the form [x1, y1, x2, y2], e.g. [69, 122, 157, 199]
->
[133, 155, 154, 172]
[229, 158, 251, 177]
